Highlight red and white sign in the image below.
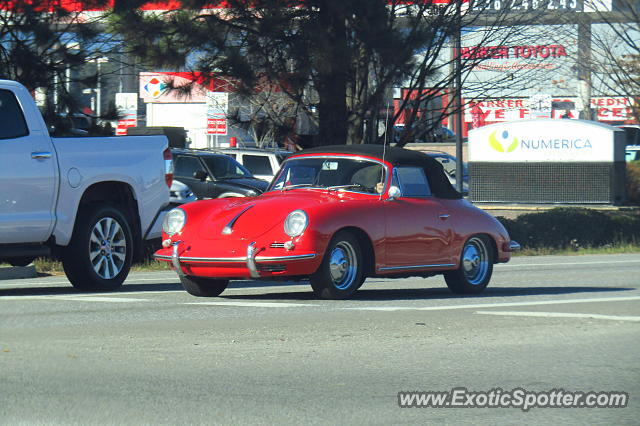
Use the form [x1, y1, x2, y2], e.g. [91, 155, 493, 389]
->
[115, 92, 138, 136]
[206, 91, 229, 135]
[207, 118, 227, 135]
[464, 97, 634, 123]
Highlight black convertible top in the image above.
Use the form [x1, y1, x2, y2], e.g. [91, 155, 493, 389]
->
[295, 144, 462, 199]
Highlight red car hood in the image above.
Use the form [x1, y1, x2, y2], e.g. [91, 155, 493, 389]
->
[186, 189, 356, 241]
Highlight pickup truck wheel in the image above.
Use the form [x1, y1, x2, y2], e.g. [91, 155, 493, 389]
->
[310, 231, 364, 299]
[62, 205, 133, 291]
[180, 276, 229, 297]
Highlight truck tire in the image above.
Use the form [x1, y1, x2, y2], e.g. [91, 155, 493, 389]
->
[8, 257, 35, 267]
[62, 205, 134, 291]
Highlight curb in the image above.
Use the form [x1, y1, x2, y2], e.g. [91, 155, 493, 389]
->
[0, 265, 38, 280]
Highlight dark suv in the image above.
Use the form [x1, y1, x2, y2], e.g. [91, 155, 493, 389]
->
[172, 149, 269, 199]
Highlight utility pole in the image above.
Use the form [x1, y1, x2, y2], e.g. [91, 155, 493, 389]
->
[454, 0, 464, 194]
[577, 16, 593, 120]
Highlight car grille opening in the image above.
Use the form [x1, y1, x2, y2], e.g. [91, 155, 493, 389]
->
[258, 264, 287, 272]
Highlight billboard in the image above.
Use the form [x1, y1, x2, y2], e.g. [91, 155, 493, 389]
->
[468, 118, 624, 162]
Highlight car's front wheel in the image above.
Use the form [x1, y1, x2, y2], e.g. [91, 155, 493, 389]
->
[180, 276, 229, 297]
[310, 231, 364, 299]
[444, 235, 494, 294]
[62, 205, 133, 291]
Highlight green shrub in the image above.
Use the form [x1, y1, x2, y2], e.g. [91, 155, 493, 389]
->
[497, 207, 640, 250]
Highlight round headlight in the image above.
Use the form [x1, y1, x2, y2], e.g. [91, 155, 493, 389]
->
[163, 208, 186, 236]
[284, 209, 308, 237]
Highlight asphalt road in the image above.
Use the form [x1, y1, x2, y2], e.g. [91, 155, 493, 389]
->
[1, 254, 639, 425]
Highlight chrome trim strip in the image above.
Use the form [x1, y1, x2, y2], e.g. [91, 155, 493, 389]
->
[509, 241, 521, 251]
[270, 154, 390, 194]
[247, 242, 260, 278]
[171, 242, 185, 277]
[154, 253, 317, 264]
[257, 254, 316, 262]
[378, 263, 455, 272]
[222, 204, 255, 235]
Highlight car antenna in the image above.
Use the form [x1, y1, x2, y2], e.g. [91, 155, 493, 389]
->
[380, 101, 391, 201]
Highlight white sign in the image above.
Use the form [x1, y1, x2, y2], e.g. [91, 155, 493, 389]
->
[468, 119, 621, 163]
[206, 92, 229, 135]
[206, 92, 228, 118]
[528, 94, 552, 119]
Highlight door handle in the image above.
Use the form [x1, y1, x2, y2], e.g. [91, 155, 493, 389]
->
[31, 152, 52, 159]
[439, 214, 450, 220]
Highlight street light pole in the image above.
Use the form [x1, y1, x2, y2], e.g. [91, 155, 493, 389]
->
[95, 57, 109, 118]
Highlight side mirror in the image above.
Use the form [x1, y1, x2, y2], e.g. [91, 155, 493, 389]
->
[193, 170, 208, 181]
[386, 185, 401, 201]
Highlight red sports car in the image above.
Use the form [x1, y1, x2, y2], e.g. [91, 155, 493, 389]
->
[154, 145, 519, 299]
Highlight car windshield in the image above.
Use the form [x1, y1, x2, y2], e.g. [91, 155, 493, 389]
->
[202, 156, 253, 179]
[269, 156, 386, 194]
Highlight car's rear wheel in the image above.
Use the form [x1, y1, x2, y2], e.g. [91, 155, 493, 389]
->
[310, 231, 364, 299]
[180, 276, 229, 297]
[444, 235, 493, 294]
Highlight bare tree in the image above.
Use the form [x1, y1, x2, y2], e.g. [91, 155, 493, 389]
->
[589, 0, 640, 121]
[111, 0, 575, 146]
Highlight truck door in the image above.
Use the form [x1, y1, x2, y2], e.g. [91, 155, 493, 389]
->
[0, 88, 57, 243]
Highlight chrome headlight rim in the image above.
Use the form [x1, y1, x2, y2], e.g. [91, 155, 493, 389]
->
[163, 208, 187, 236]
[284, 209, 308, 237]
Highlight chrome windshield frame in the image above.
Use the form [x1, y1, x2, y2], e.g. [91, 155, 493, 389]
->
[266, 154, 391, 195]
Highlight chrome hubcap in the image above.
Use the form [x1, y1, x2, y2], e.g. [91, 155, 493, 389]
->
[89, 217, 127, 279]
[461, 237, 489, 285]
[328, 241, 357, 290]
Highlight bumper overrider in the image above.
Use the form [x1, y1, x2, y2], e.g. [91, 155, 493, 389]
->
[154, 240, 318, 279]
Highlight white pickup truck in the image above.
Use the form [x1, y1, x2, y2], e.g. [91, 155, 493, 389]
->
[0, 79, 172, 290]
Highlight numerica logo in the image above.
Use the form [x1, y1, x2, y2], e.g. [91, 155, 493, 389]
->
[489, 130, 518, 153]
[489, 130, 593, 153]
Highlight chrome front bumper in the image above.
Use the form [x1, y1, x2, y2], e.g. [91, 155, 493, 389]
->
[156, 241, 317, 278]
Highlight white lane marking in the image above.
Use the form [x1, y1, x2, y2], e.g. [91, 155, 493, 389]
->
[184, 301, 316, 308]
[496, 260, 640, 268]
[0, 295, 148, 302]
[476, 311, 640, 322]
[346, 295, 640, 312]
[58, 296, 149, 303]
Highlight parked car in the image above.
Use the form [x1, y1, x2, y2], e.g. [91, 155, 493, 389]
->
[172, 149, 269, 199]
[424, 150, 469, 195]
[216, 147, 292, 181]
[155, 144, 518, 300]
[170, 180, 197, 205]
[0, 79, 171, 291]
[625, 145, 640, 162]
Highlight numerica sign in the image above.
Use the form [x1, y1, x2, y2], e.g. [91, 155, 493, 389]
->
[468, 119, 625, 163]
